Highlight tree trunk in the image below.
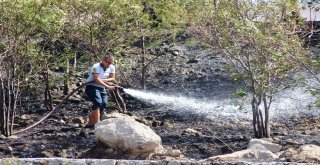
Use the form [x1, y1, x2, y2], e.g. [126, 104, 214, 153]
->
[141, 35, 146, 90]
[73, 52, 77, 69]
[263, 94, 270, 138]
[10, 66, 18, 136]
[258, 108, 265, 137]
[0, 79, 5, 135]
[252, 105, 258, 137]
[251, 95, 260, 137]
[63, 57, 70, 95]
[44, 60, 53, 111]
[0, 66, 20, 136]
[6, 70, 11, 136]
[255, 107, 261, 137]
[251, 92, 271, 138]
[214, 0, 219, 11]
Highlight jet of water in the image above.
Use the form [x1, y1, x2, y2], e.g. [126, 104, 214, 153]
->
[124, 85, 319, 120]
[124, 88, 250, 119]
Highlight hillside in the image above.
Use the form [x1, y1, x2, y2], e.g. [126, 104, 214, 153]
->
[1, 43, 320, 163]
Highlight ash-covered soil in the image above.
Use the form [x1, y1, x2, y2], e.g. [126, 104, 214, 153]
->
[1, 94, 320, 161]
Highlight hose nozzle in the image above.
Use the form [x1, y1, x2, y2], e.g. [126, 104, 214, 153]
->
[107, 82, 125, 92]
[115, 85, 125, 92]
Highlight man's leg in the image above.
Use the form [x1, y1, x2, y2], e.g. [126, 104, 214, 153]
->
[88, 108, 100, 126]
[85, 86, 102, 126]
[100, 91, 108, 120]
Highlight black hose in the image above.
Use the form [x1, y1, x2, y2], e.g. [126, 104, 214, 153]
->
[13, 82, 89, 135]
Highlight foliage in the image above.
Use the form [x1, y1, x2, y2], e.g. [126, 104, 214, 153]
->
[122, 0, 188, 89]
[0, 0, 67, 136]
[0, 0, 191, 135]
[189, 0, 308, 137]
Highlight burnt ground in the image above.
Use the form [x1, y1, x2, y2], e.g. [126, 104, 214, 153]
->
[1, 90, 320, 161]
[1, 44, 320, 161]
[1, 94, 250, 160]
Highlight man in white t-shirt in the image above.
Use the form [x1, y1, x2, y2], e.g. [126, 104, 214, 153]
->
[85, 53, 116, 127]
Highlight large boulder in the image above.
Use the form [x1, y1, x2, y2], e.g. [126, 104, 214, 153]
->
[248, 139, 282, 153]
[206, 143, 278, 162]
[94, 113, 162, 156]
[206, 139, 283, 162]
[281, 144, 320, 163]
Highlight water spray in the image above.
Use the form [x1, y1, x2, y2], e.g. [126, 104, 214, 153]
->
[122, 87, 318, 121]
[123, 88, 249, 120]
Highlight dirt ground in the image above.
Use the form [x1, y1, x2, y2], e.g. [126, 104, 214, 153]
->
[1, 93, 320, 161]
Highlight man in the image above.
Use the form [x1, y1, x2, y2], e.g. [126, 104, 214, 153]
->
[85, 53, 116, 126]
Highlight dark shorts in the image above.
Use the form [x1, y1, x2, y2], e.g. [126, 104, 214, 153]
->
[85, 85, 109, 112]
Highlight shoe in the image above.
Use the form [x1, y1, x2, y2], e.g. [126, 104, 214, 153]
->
[84, 125, 94, 128]
[100, 111, 108, 121]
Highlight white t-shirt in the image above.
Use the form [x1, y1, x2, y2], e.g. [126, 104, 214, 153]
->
[87, 63, 116, 88]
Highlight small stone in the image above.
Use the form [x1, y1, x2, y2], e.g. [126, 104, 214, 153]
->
[152, 121, 161, 127]
[286, 139, 300, 145]
[7, 135, 18, 139]
[59, 119, 66, 124]
[41, 151, 54, 157]
[104, 148, 114, 154]
[166, 149, 181, 157]
[184, 128, 199, 134]
[21, 114, 31, 120]
[310, 140, 320, 146]
[72, 117, 85, 124]
[79, 131, 88, 138]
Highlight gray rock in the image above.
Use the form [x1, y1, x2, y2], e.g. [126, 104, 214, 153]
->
[310, 140, 320, 146]
[248, 139, 282, 153]
[95, 114, 163, 156]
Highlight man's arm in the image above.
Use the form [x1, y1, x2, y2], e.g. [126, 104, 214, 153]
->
[102, 73, 116, 83]
[93, 73, 115, 90]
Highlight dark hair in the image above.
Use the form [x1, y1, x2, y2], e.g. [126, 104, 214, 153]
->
[104, 53, 114, 61]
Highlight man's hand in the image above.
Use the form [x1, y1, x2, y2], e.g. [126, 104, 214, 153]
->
[107, 85, 116, 91]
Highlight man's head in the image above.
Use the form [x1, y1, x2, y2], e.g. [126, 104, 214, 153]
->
[102, 53, 114, 67]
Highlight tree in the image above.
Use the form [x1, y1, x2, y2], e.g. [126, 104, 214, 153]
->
[126, 0, 187, 90]
[189, 0, 307, 138]
[58, 0, 141, 90]
[0, 0, 65, 136]
[0, 0, 147, 136]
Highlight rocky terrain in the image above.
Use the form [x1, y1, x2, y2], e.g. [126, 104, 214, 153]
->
[1, 43, 320, 163]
